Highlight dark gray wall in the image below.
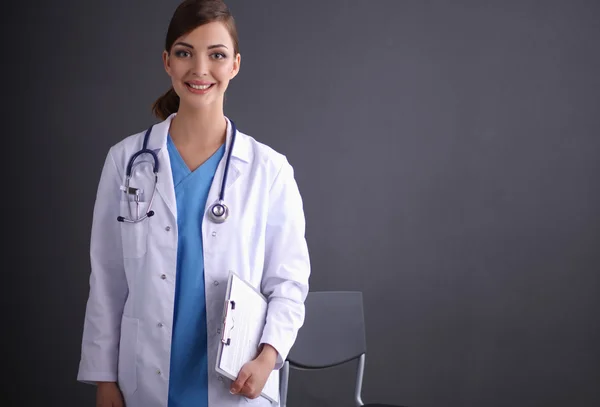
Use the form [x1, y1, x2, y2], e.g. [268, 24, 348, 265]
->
[7, 1, 599, 406]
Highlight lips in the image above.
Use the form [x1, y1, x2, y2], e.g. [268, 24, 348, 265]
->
[185, 81, 215, 94]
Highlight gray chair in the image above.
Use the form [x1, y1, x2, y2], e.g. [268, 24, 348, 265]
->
[280, 291, 406, 407]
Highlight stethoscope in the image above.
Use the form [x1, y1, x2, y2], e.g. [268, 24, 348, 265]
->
[117, 120, 237, 224]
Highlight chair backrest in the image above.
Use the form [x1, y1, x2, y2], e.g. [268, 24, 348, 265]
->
[287, 291, 367, 369]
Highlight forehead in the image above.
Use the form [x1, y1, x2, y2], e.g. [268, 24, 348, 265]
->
[175, 21, 233, 48]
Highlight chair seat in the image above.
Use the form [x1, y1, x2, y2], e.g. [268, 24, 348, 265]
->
[363, 404, 408, 407]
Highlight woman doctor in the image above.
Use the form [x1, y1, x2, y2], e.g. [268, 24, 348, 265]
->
[77, 1, 311, 406]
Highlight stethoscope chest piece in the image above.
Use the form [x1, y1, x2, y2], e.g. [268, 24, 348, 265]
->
[208, 201, 229, 224]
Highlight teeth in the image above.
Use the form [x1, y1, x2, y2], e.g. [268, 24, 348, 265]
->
[189, 83, 211, 90]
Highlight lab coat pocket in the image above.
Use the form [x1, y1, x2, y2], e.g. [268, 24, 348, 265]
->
[119, 200, 150, 258]
[244, 396, 263, 404]
[117, 315, 139, 396]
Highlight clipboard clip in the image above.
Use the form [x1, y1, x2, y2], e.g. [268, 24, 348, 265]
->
[221, 299, 236, 346]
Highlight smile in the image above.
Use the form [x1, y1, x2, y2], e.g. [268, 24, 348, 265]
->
[185, 82, 215, 94]
[187, 83, 212, 90]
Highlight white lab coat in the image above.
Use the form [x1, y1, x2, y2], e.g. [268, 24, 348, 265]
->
[77, 113, 310, 407]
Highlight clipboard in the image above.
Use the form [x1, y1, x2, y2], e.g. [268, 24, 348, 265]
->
[215, 271, 280, 404]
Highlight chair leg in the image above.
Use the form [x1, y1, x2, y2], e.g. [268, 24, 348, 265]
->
[280, 360, 290, 407]
[355, 353, 365, 407]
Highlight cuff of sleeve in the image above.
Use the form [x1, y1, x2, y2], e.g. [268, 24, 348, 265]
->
[259, 338, 286, 370]
[77, 371, 118, 385]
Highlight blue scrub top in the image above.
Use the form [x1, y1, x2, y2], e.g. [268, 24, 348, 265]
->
[166, 134, 225, 407]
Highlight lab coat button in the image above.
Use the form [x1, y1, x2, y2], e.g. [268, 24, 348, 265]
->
[160, 274, 166, 280]
[156, 369, 161, 375]
[217, 328, 221, 334]
[157, 322, 163, 328]
[165, 226, 171, 231]
[213, 281, 219, 286]
[212, 231, 217, 237]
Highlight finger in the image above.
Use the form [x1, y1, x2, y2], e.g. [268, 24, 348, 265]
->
[241, 379, 257, 398]
[230, 365, 251, 394]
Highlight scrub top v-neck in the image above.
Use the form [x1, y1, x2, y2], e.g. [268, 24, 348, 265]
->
[166, 133, 225, 407]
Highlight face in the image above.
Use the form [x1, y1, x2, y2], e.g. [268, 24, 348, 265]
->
[162, 21, 240, 110]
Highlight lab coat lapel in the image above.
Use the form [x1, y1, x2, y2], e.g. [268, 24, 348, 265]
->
[204, 117, 249, 212]
[205, 159, 241, 213]
[155, 147, 177, 219]
[146, 114, 177, 220]
[147, 114, 251, 219]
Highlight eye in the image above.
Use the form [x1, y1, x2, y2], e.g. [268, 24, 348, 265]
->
[174, 49, 191, 58]
[211, 52, 227, 60]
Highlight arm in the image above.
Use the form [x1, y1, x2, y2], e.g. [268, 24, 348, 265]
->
[259, 158, 311, 369]
[230, 158, 310, 398]
[77, 148, 128, 384]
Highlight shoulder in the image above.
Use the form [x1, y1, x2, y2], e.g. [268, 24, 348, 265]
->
[236, 129, 291, 176]
[235, 130, 303, 203]
[103, 126, 155, 176]
[235, 130, 305, 213]
[109, 127, 149, 155]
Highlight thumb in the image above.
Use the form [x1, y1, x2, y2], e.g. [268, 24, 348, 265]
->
[230, 364, 251, 394]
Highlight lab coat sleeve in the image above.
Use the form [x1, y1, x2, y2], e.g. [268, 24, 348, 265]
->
[259, 158, 310, 370]
[77, 148, 128, 384]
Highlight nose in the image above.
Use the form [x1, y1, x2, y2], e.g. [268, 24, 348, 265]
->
[191, 54, 209, 76]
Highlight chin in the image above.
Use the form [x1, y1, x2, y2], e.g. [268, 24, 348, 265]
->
[177, 88, 222, 107]
[184, 96, 220, 110]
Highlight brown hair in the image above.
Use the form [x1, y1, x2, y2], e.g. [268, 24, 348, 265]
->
[151, 0, 240, 120]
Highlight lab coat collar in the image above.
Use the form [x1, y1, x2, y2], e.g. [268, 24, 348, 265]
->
[146, 112, 251, 219]
[148, 113, 252, 163]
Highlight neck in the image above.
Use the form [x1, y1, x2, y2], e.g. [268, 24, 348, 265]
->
[169, 103, 227, 149]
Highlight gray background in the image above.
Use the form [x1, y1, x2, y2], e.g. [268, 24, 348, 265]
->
[5, 0, 599, 406]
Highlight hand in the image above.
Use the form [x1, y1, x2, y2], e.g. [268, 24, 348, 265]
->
[230, 344, 278, 399]
[96, 382, 125, 407]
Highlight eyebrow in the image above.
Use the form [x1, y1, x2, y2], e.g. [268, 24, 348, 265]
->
[172, 42, 229, 50]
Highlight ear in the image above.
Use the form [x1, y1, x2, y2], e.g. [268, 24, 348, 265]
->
[162, 50, 172, 76]
[230, 53, 241, 80]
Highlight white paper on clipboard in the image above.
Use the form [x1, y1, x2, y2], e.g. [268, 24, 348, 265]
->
[215, 271, 279, 404]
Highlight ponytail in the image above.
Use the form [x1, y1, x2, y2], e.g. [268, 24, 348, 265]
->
[151, 87, 180, 120]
